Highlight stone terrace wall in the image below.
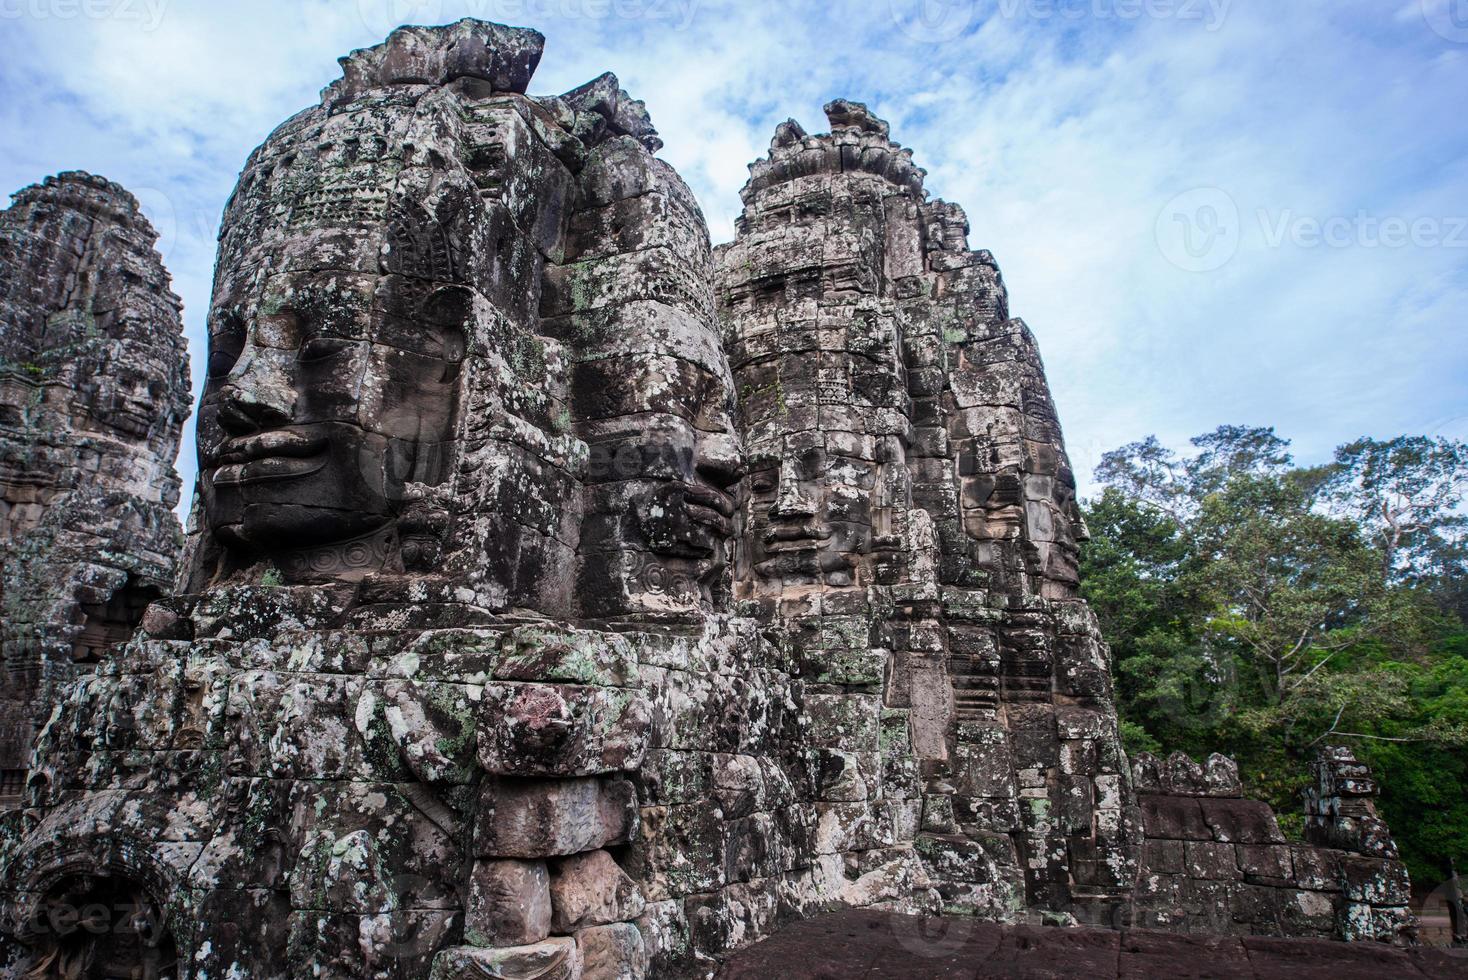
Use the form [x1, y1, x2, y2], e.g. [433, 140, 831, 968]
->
[1131, 749, 1413, 943]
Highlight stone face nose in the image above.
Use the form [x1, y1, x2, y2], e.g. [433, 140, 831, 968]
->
[696, 430, 744, 491]
[770, 462, 817, 520]
[216, 344, 294, 435]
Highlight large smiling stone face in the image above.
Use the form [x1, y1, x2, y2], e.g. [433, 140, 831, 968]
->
[571, 303, 743, 615]
[197, 271, 466, 556]
[744, 438, 878, 589]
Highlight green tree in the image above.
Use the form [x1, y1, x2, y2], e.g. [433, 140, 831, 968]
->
[1083, 426, 1468, 884]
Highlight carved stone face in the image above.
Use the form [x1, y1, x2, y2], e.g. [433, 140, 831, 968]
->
[73, 342, 170, 442]
[744, 439, 880, 589]
[197, 272, 465, 555]
[576, 342, 742, 612]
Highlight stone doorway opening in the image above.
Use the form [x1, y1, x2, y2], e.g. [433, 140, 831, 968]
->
[21, 873, 176, 980]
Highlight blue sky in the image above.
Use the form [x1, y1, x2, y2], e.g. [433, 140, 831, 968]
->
[3, 0, 1466, 506]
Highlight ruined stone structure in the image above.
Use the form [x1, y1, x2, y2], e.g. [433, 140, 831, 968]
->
[0, 20, 1416, 980]
[0, 172, 189, 812]
[1131, 749, 1412, 941]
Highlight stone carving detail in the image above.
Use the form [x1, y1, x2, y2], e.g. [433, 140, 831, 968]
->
[718, 97, 1139, 924]
[0, 172, 188, 812]
[0, 21, 1411, 980]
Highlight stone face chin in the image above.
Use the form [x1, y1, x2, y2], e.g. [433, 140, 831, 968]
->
[0, 22, 1414, 980]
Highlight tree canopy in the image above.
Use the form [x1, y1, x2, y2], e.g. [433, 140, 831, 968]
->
[1082, 426, 1468, 883]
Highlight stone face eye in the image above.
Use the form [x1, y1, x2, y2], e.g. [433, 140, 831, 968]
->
[207, 312, 246, 380]
[206, 345, 240, 380]
[297, 337, 353, 364]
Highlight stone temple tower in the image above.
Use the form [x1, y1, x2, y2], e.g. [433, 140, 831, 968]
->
[717, 100, 1140, 922]
[0, 172, 189, 810]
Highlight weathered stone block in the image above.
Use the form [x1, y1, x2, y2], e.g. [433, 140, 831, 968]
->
[467, 858, 553, 948]
[808, 748, 872, 802]
[430, 938, 582, 980]
[577, 922, 648, 980]
[1339, 855, 1410, 905]
[1141, 838, 1185, 875]
[475, 777, 638, 858]
[1200, 798, 1286, 844]
[801, 693, 881, 750]
[1184, 840, 1242, 881]
[495, 625, 639, 688]
[1139, 794, 1212, 841]
[550, 849, 645, 932]
[478, 683, 650, 776]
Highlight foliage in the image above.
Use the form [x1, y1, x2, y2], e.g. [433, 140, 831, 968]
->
[1083, 426, 1468, 884]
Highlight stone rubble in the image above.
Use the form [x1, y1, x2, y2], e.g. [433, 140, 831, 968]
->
[0, 20, 1420, 980]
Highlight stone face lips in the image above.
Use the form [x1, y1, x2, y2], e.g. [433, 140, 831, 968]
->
[0, 170, 188, 811]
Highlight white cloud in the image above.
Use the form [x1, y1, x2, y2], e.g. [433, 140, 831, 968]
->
[2, 0, 1464, 504]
